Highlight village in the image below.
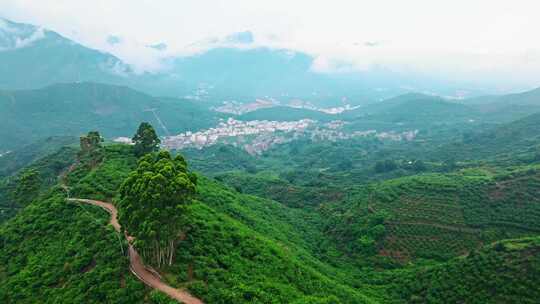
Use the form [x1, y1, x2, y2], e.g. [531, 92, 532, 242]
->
[157, 118, 418, 154]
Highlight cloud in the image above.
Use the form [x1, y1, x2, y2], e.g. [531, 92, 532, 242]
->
[1, 0, 540, 89]
[147, 42, 167, 51]
[0, 17, 45, 50]
[310, 56, 359, 73]
[106, 35, 122, 45]
[363, 41, 381, 47]
[14, 27, 45, 48]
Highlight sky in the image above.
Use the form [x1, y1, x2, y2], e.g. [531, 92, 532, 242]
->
[2, 0, 540, 90]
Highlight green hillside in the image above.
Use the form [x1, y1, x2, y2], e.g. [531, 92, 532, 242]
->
[0, 190, 149, 303]
[0, 82, 223, 150]
[2, 130, 540, 302]
[0, 136, 77, 178]
[0, 146, 77, 223]
[322, 166, 540, 262]
[389, 236, 540, 303]
[342, 94, 481, 126]
[73, 145, 382, 303]
[436, 112, 540, 162]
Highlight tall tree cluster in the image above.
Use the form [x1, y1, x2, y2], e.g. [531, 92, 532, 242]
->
[117, 150, 197, 267]
[132, 122, 161, 157]
[79, 131, 104, 167]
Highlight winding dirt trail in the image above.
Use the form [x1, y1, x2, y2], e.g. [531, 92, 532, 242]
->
[67, 198, 203, 304]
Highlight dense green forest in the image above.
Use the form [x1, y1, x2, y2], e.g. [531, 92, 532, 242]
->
[2, 119, 540, 302]
[66, 139, 377, 303]
[387, 236, 540, 303]
[1, 84, 540, 303]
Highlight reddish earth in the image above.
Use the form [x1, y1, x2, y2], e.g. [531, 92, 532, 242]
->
[68, 198, 203, 304]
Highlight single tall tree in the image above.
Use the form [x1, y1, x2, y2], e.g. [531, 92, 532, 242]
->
[118, 150, 197, 267]
[132, 122, 161, 157]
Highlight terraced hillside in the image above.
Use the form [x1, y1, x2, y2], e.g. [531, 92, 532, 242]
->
[323, 166, 540, 262]
[389, 236, 540, 303]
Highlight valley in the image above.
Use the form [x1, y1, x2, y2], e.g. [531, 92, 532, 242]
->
[1, 8, 540, 304]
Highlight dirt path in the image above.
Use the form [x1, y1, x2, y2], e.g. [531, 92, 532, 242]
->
[68, 198, 203, 304]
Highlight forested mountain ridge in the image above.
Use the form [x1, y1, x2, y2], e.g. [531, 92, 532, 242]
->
[435, 111, 540, 162]
[0, 82, 223, 150]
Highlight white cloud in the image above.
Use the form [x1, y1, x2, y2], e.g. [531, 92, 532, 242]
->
[0, 17, 45, 50]
[0, 0, 539, 89]
[14, 27, 45, 49]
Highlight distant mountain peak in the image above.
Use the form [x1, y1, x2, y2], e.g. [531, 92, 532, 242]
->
[0, 17, 47, 50]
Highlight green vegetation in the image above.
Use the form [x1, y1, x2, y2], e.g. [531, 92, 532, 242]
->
[3, 89, 540, 303]
[435, 112, 540, 162]
[118, 151, 197, 267]
[322, 166, 540, 262]
[0, 146, 77, 223]
[0, 82, 224, 150]
[388, 237, 540, 303]
[182, 144, 258, 174]
[0, 136, 77, 178]
[340, 94, 482, 129]
[0, 190, 149, 303]
[214, 171, 343, 208]
[4, 17, 540, 303]
[61, 143, 380, 302]
[2, 133, 540, 302]
[132, 122, 161, 157]
[67, 144, 136, 201]
[13, 169, 41, 206]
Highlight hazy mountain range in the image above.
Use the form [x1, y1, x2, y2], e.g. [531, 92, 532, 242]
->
[0, 17, 497, 107]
